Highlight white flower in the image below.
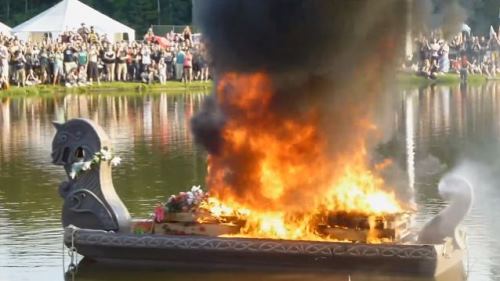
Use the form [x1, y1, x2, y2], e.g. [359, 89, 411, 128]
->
[111, 156, 122, 167]
[70, 162, 85, 179]
[186, 191, 194, 205]
[191, 185, 202, 194]
[82, 161, 92, 171]
[100, 149, 113, 161]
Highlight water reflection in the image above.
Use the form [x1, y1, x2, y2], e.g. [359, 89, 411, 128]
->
[65, 262, 466, 281]
[399, 82, 500, 281]
[0, 92, 208, 281]
[1, 84, 500, 281]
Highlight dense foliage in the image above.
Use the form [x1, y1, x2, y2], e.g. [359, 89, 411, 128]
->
[0, 0, 192, 34]
[0, 0, 497, 35]
[460, 0, 499, 33]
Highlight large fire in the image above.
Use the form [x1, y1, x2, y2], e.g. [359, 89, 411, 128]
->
[199, 73, 405, 243]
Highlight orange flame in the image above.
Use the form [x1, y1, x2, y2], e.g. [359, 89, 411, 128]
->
[202, 72, 404, 242]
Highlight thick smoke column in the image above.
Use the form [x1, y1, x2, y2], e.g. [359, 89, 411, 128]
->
[192, 0, 406, 151]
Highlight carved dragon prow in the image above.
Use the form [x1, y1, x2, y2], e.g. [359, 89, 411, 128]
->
[52, 119, 131, 232]
[418, 175, 473, 246]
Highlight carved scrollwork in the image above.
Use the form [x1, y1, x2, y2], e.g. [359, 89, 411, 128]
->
[67, 228, 437, 260]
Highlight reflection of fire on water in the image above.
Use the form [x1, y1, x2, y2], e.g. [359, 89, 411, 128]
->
[195, 73, 410, 243]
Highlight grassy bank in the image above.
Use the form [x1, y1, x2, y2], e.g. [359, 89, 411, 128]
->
[0, 81, 213, 98]
[1, 73, 498, 98]
[397, 72, 496, 86]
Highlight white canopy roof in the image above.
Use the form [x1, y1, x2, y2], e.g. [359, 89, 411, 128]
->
[0, 22, 11, 34]
[12, 0, 135, 41]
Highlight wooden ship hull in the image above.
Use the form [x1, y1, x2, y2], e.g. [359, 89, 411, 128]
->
[64, 223, 465, 277]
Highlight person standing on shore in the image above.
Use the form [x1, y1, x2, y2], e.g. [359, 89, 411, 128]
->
[141, 44, 152, 76]
[63, 44, 77, 76]
[163, 48, 174, 80]
[175, 48, 185, 81]
[459, 53, 472, 83]
[77, 46, 88, 72]
[0, 42, 9, 88]
[39, 47, 50, 84]
[103, 45, 116, 82]
[158, 58, 167, 85]
[87, 45, 100, 85]
[116, 47, 128, 82]
[52, 47, 64, 86]
[12, 50, 26, 87]
[183, 49, 192, 83]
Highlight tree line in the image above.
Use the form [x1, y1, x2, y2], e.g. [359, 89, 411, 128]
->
[0, 0, 192, 34]
[0, 0, 497, 36]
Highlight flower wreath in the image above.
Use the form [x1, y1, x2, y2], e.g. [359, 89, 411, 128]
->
[69, 147, 121, 179]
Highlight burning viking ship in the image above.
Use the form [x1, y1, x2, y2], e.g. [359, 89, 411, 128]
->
[52, 117, 470, 277]
[52, 1, 473, 277]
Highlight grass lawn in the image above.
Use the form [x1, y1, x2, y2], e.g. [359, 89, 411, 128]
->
[1, 73, 498, 99]
[397, 72, 495, 86]
[0, 81, 213, 98]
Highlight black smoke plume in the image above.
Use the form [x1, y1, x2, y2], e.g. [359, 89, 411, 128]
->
[192, 0, 407, 153]
[190, 0, 414, 206]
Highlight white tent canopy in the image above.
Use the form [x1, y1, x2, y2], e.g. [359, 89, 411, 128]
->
[12, 0, 135, 42]
[0, 22, 11, 34]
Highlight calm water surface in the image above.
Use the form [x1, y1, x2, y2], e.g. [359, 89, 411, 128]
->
[1, 84, 500, 281]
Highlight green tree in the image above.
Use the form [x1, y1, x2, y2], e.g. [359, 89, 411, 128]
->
[0, 0, 193, 34]
[128, 0, 161, 34]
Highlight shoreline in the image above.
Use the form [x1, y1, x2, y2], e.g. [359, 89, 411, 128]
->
[397, 72, 498, 86]
[0, 81, 214, 98]
[1, 73, 499, 98]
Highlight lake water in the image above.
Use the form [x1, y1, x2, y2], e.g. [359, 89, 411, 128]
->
[1, 83, 500, 281]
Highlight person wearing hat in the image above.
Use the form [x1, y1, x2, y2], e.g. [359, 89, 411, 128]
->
[78, 23, 90, 42]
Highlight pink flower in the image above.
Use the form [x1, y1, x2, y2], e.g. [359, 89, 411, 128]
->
[154, 205, 165, 222]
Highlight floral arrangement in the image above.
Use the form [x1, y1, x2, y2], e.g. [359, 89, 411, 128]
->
[69, 147, 121, 179]
[165, 185, 207, 213]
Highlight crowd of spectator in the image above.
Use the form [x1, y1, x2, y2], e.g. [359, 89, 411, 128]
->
[2, 23, 498, 89]
[0, 24, 211, 89]
[401, 25, 500, 81]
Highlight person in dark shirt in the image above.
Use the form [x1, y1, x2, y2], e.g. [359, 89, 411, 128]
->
[12, 50, 26, 87]
[151, 45, 162, 64]
[163, 49, 174, 80]
[102, 46, 116, 82]
[39, 47, 50, 84]
[63, 44, 77, 75]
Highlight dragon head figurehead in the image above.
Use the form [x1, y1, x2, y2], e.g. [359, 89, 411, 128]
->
[52, 118, 130, 232]
[52, 119, 110, 169]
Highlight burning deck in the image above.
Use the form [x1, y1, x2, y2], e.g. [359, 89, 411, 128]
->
[153, 186, 413, 244]
[148, 210, 413, 244]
